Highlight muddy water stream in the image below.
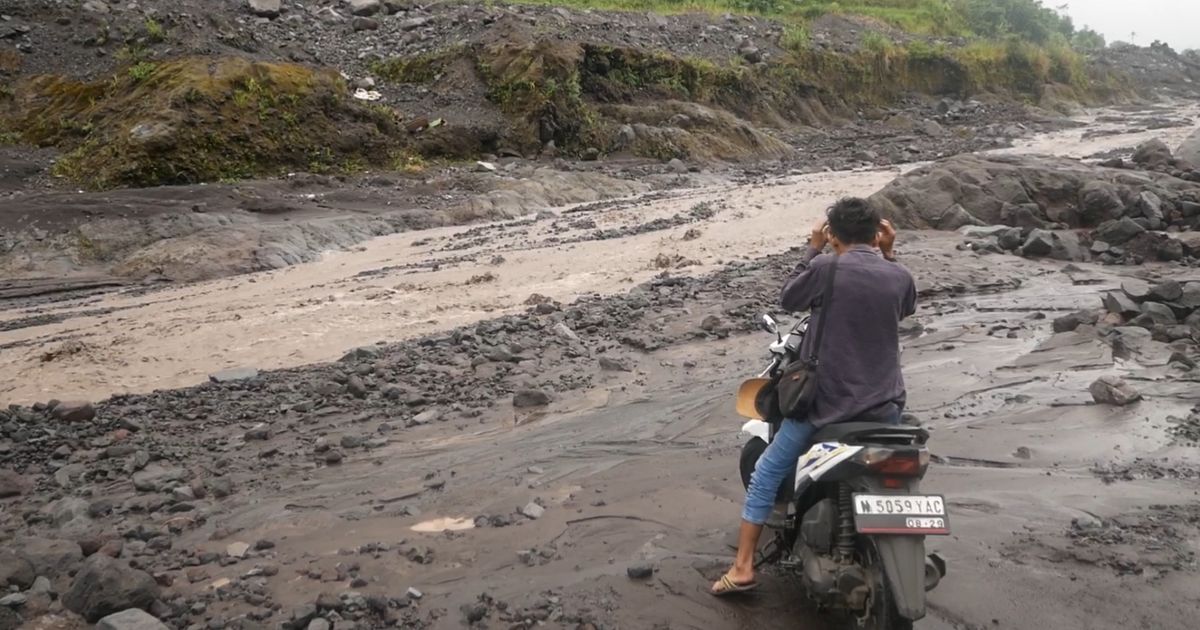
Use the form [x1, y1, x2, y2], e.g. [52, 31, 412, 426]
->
[1, 104, 1197, 404]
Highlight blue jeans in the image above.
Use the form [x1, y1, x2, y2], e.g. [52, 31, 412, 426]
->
[741, 410, 901, 525]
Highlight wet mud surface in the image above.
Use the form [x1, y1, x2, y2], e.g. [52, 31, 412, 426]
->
[3, 106, 1200, 630]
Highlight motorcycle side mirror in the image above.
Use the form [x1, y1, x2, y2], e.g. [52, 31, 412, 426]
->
[760, 314, 779, 336]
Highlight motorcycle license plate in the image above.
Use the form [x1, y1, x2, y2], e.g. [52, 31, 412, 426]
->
[852, 494, 950, 535]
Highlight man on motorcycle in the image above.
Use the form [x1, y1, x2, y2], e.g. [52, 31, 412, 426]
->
[711, 197, 917, 596]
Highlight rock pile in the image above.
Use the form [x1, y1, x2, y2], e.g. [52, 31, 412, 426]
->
[1098, 279, 1200, 345]
[871, 149, 1200, 265]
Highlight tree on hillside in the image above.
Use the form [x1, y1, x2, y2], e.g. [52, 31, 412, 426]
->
[1072, 27, 1106, 51]
[958, 0, 1074, 43]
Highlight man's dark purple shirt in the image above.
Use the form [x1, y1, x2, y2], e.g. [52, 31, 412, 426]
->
[780, 244, 917, 428]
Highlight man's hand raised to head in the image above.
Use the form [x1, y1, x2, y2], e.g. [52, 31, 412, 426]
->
[878, 219, 897, 261]
[810, 219, 829, 252]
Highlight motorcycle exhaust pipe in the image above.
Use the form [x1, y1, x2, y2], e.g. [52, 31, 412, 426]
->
[924, 553, 946, 592]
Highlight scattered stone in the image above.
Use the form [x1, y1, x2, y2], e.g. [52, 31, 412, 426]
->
[520, 502, 545, 519]
[1094, 218, 1146, 246]
[208, 477, 234, 498]
[132, 466, 187, 492]
[626, 564, 654, 579]
[406, 587, 423, 600]
[51, 401, 96, 422]
[1148, 280, 1183, 303]
[1089, 376, 1142, 407]
[347, 0, 384, 16]
[1052, 310, 1099, 333]
[246, 0, 281, 19]
[1102, 291, 1141, 317]
[598, 356, 631, 372]
[307, 619, 330, 630]
[410, 408, 441, 425]
[0, 593, 26, 607]
[346, 375, 369, 398]
[12, 537, 83, 583]
[667, 158, 688, 174]
[1013, 446, 1033, 460]
[1131, 138, 1173, 169]
[339, 346, 380, 363]
[96, 608, 170, 630]
[243, 424, 271, 441]
[513, 389, 551, 408]
[1156, 237, 1185, 262]
[0, 468, 26, 498]
[552, 322, 580, 342]
[209, 368, 258, 383]
[351, 16, 379, 31]
[700, 315, 723, 332]
[1136, 302, 1177, 326]
[226, 542, 251, 559]
[62, 554, 160, 623]
[0, 550, 35, 589]
[1079, 181, 1125, 224]
[1019, 229, 1054, 257]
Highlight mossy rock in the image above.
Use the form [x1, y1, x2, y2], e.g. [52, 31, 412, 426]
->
[1, 57, 406, 189]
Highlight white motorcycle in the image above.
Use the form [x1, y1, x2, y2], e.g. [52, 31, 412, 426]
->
[735, 315, 947, 630]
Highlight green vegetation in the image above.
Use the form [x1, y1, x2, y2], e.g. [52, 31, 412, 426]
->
[0, 57, 407, 189]
[370, 49, 458, 84]
[512, 0, 1095, 44]
[144, 18, 166, 43]
[780, 24, 810, 53]
[127, 61, 157, 82]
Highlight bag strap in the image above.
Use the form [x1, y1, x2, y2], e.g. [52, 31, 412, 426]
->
[805, 256, 839, 365]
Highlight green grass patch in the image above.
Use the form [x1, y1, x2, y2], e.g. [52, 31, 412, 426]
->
[127, 61, 157, 82]
[370, 49, 458, 84]
[144, 18, 166, 43]
[2, 57, 409, 189]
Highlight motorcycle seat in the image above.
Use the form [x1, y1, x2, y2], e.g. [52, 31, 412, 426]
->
[812, 422, 929, 445]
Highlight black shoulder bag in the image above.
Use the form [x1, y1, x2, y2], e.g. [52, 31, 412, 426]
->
[775, 257, 838, 419]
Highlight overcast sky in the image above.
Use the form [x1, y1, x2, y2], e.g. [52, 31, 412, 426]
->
[1062, 0, 1200, 50]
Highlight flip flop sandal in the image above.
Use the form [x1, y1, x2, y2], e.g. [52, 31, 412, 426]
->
[710, 573, 759, 597]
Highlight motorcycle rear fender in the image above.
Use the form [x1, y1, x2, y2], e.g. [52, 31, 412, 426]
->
[875, 535, 927, 621]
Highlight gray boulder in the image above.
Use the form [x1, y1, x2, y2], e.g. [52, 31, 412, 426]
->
[1131, 138, 1173, 169]
[1020, 229, 1054, 257]
[0, 468, 26, 498]
[131, 466, 187, 492]
[1093, 217, 1145, 246]
[97, 609, 170, 630]
[1121, 280, 1152, 302]
[1089, 376, 1142, 406]
[1102, 291, 1140, 317]
[0, 550, 35, 589]
[1052, 310, 1099, 333]
[1148, 280, 1183, 303]
[1135, 302, 1178, 327]
[1176, 127, 1200, 167]
[1179, 282, 1200, 309]
[51, 401, 95, 422]
[1135, 191, 1165, 223]
[1169, 231, 1200, 257]
[1079, 181, 1125, 225]
[10, 537, 82, 584]
[348, 0, 384, 16]
[246, 0, 281, 18]
[63, 555, 160, 622]
[513, 389, 551, 408]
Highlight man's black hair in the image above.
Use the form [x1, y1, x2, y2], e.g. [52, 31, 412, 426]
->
[827, 197, 881, 245]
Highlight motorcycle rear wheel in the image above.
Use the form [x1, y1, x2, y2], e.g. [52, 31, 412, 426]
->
[850, 538, 912, 630]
